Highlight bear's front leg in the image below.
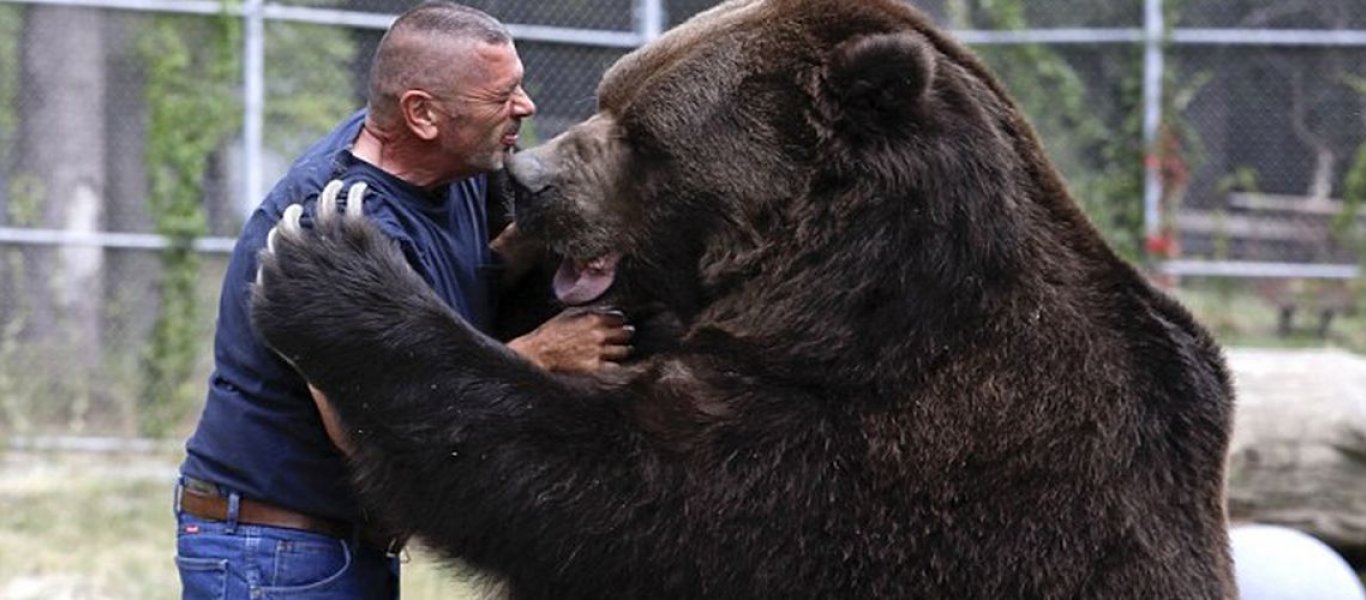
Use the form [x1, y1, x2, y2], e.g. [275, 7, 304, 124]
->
[251, 181, 680, 592]
[250, 180, 524, 432]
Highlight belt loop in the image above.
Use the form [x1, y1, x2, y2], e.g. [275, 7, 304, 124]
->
[225, 491, 242, 533]
[173, 480, 184, 513]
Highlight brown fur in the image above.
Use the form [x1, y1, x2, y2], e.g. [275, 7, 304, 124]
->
[252, 0, 1237, 597]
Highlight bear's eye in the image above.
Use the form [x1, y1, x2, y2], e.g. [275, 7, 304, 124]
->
[631, 130, 669, 162]
[616, 117, 665, 159]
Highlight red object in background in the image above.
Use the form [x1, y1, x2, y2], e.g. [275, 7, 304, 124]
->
[1145, 231, 1179, 258]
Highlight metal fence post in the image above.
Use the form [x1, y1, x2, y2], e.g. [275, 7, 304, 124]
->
[242, 0, 265, 218]
[1141, 0, 1165, 243]
[635, 0, 664, 42]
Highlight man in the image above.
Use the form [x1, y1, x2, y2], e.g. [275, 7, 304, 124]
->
[173, 3, 631, 597]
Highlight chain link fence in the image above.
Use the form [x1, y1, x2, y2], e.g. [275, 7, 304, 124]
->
[0, 0, 1362, 439]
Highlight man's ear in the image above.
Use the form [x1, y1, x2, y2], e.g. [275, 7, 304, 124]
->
[823, 32, 936, 130]
[398, 90, 441, 141]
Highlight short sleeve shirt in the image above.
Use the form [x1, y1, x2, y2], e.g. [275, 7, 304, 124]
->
[179, 110, 499, 522]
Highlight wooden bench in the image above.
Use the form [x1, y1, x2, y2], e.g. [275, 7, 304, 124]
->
[1171, 193, 1362, 337]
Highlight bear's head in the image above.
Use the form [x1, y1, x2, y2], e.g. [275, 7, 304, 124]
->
[508, 0, 1114, 373]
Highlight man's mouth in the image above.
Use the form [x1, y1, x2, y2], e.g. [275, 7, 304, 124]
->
[502, 124, 521, 147]
[553, 253, 621, 306]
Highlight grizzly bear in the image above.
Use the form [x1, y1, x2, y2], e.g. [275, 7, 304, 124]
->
[250, 0, 1237, 598]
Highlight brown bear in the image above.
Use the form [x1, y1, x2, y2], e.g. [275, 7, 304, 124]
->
[250, 0, 1238, 598]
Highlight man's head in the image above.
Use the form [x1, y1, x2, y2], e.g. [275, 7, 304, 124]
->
[367, 1, 536, 181]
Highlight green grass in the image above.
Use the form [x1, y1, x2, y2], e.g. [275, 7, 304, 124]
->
[1171, 280, 1366, 353]
[0, 449, 480, 599]
[0, 451, 176, 598]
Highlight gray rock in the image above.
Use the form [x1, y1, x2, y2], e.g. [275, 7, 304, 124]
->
[1225, 349, 1366, 551]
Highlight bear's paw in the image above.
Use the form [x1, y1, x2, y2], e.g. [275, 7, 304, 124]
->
[251, 178, 436, 378]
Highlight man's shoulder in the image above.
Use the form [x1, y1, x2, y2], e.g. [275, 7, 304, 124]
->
[263, 111, 368, 205]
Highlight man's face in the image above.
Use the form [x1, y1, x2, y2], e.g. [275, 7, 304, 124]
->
[437, 41, 536, 175]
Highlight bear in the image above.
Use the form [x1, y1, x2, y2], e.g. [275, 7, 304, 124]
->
[250, 0, 1238, 598]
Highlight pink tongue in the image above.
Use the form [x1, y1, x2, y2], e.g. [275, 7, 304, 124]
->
[553, 253, 621, 305]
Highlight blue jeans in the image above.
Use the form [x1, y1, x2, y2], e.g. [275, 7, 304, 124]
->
[174, 483, 400, 599]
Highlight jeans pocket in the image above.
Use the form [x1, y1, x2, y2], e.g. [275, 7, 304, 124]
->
[263, 534, 353, 593]
[175, 555, 228, 600]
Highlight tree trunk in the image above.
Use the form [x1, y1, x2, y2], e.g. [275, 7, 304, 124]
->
[16, 5, 106, 373]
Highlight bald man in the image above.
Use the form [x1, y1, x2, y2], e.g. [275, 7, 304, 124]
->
[173, 3, 630, 597]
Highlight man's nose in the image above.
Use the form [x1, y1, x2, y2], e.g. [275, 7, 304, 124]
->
[513, 87, 536, 118]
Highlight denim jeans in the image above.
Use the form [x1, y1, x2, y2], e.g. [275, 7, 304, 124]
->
[174, 483, 400, 599]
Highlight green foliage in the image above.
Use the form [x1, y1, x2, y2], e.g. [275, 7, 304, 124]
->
[1073, 68, 1146, 262]
[0, 175, 41, 435]
[947, 0, 1136, 28]
[0, 4, 19, 166]
[130, 3, 358, 435]
[137, 6, 242, 437]
[1209, 165, 1261, 267]
[1342, 73, 1366, 230]
[1346, 74, 1366, 98]
[953, 0, 1145, 259]
[263, 19, 358, 158]
[1337, 146, 1365, 231]
[1217, 166, 1261, 196]
[0, 0, 35, 424]
[1344, 76, 1366, 302]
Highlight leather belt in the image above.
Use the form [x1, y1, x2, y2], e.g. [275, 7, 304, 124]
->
[176, 479, 405, 554]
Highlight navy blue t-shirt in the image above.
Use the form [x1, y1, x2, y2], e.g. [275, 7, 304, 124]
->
[180, 110, 499, 523]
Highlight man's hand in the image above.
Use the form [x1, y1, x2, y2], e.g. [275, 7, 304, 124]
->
[507, 308, 634, 373]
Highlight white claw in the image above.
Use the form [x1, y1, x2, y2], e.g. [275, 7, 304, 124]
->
[281, 203, 304, 236]
[346, 182, 368, 219]
[318, 179, 344, 223]
[266, 225, 280, 254]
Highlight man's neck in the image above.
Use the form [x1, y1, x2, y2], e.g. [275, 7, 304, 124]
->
[353, 122, 449, 189]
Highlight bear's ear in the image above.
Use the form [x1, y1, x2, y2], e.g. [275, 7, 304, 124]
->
[824, 32, 936, 124]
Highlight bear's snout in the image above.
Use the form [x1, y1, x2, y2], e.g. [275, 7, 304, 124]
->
[507, 148, 555, 196]
[506, 149, 562, 230]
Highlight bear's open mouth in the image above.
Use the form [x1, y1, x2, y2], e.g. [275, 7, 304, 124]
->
[553, 253, 621, 305]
